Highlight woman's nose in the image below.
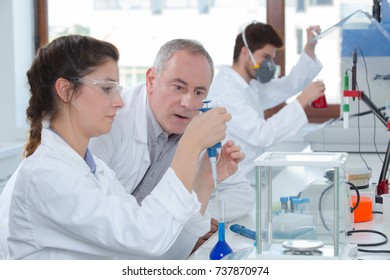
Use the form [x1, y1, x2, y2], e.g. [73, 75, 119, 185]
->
[113, 92, 124, 109]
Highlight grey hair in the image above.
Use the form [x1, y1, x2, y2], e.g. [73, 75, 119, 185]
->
[153, 39, 214, 78]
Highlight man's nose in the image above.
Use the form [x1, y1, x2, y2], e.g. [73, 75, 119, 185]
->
[180, 93, 195, 109]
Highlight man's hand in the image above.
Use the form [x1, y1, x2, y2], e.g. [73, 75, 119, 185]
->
[304, 25, 321, 59]
[297, 80, 326, 107]
[196, 140, 245, 190]
[216, 140, 245, 183]
[193, 140, 244, 214]
[189, 218, 218, 256]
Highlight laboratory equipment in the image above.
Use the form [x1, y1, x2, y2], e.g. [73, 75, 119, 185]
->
[299, 172, 353, 235]
[311, 95, 328, 109]
[197, 100, 221, 191]
[280, 196, 288, 213]
[230, 224, 256, 240]
[220, 247, 254, 260]
[289, 196, 299, 213]
[281, 240, 324, 253]
[305, 1, 390, 153]
[292, 198, 304, 214]
[346, 168, 375, 211]
[351, 196, 373, 223]
[300, 198, 310, 214]
[209, 198, 233, 260]
[198, 100, 232, 260]
[342, 51, 390, 196]
[312, 9, 365, 41]
[382, 193, 390, 223]
[254, 152, 351, 259]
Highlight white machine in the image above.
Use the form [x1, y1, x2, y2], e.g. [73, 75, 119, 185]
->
[299, 175, 354, 239]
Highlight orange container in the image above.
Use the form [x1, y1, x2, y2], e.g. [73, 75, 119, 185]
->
[352, 196, 373, 223]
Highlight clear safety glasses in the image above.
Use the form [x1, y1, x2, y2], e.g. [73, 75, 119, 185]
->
[70, 77, 123, 100]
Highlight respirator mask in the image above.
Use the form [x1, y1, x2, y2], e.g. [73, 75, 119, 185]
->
[241, 31, 276, 83]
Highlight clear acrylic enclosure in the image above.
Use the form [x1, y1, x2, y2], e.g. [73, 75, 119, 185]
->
[254, 152, 350, 259]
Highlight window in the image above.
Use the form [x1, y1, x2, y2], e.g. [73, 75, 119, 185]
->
[47, 0, 267, 89]
[296, 28, 303, 54]
[38, 0, 376, 125]
[310, 0, 333, 5]
[0, 0, 34, 143]
[94, 0, 121, 9]
[297, 0, 306, 12]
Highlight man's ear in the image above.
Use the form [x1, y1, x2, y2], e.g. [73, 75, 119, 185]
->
[145, 67, 156, 95]
[241, 46, 250, 58]
[55, 78, 73, 103]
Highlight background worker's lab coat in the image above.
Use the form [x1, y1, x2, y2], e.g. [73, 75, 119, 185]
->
[6, 128, 205, 260]
[209, 52, 323, 186]
[90, 84, 255, 259]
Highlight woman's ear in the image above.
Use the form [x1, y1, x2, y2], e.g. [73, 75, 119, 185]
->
[55, 78, 73, 103]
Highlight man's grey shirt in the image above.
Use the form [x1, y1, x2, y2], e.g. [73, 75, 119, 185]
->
[131, 100, 181, 204]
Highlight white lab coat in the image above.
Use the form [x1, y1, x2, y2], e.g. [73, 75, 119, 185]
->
[6, 128, 206, 260]
[89, 84, 255, 258]
[0, 164, 21, 259]
[209, 52, 323, 186]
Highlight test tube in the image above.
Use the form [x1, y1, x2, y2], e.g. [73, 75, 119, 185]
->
[292, 198, 302, 213]
[289, 196, 299, 213]
[301, 198, 310, 214]
[280, 196, 289, 213]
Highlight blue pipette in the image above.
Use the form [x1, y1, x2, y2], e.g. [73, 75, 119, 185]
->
[197, 100, 221, 191]
[230, 224, 256, 240]
[198, 100, 232, 260]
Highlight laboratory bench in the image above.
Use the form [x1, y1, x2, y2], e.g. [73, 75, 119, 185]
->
[188, 152, 390, 260]
[188, 205, 390, 260]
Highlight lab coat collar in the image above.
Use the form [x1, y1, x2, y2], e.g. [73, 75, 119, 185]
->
[119, 84, 150, 176]
[220, 65, 251, 90]
[124, 84, 148, 145]
[146, 97, 166, 144]
[41, 128, 96, 177]
[48, 126, 96, 174]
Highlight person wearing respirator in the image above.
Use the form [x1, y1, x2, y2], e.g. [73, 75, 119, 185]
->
[208, 22, 326, 186]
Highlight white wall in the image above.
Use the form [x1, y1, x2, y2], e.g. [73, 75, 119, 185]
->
[0, 0, 34, 143]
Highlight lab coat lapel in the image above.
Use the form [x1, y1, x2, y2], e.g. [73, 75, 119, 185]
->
[41, 128, 92, 177]
[93, 158, 112, 194]
[130, 85, 151, 184]
[132, 85, 148, 146]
